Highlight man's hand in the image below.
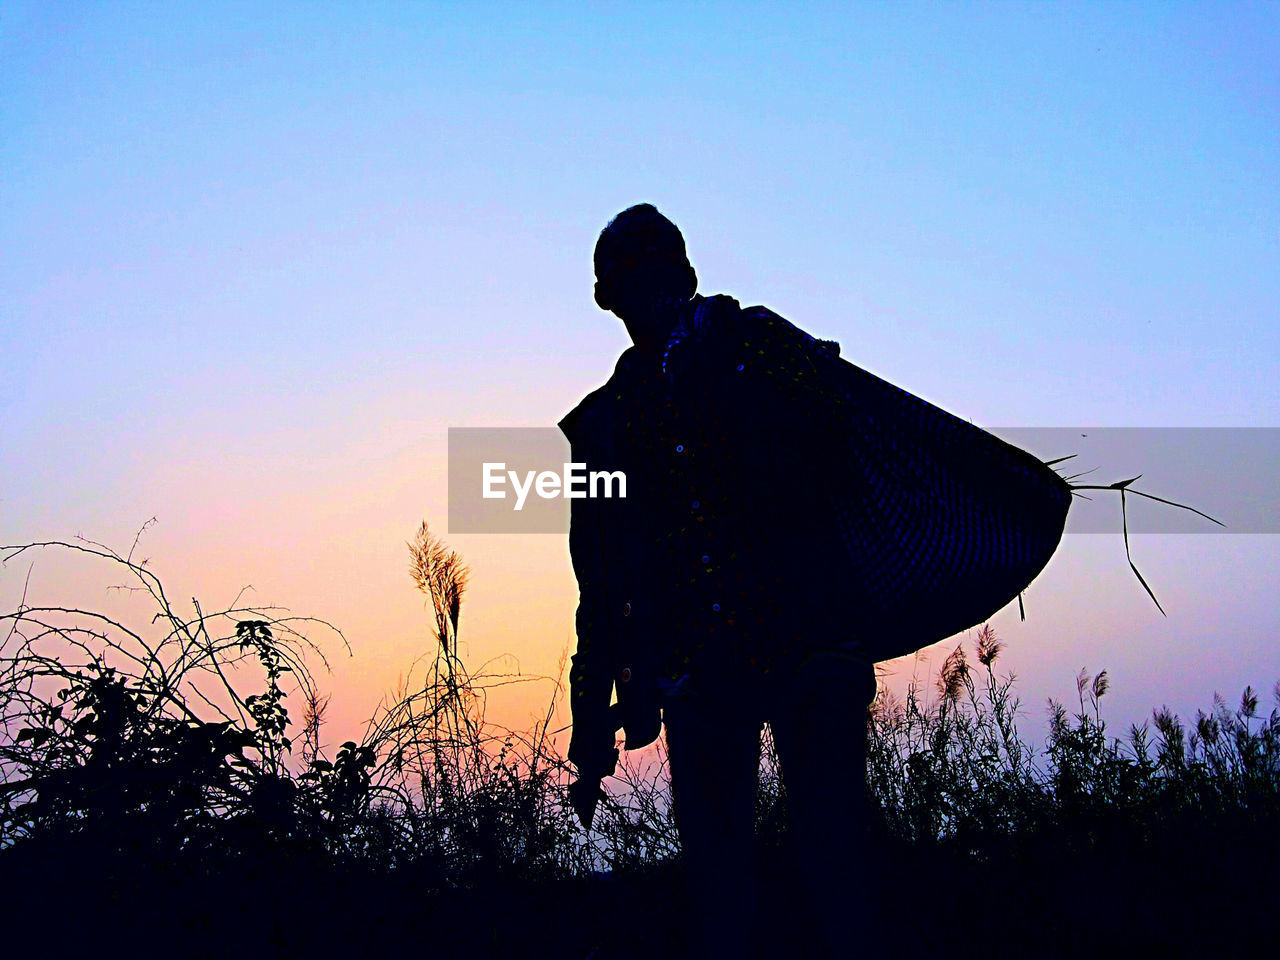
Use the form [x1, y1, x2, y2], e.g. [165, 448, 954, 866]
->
[690, 293, 741, 334]
[567, 714, 620, 830]
[567, 775, 610, 831]
[663, 293, 743, 387]
[567, 742, 618, 830]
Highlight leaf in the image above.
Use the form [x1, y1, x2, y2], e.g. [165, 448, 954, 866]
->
[1120, 488, 1166, 617]
[1126, 487, 1225, 527]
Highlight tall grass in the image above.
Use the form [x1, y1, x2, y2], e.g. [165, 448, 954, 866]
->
[866, 622, 1279, 864]
[2, 527, 1276, 921]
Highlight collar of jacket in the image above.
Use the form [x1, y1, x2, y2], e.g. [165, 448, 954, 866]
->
[557, 330, 680, 448]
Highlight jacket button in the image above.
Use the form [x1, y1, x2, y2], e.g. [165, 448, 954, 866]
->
[622, 602, 632, 617]
[620, 667, 632, 683]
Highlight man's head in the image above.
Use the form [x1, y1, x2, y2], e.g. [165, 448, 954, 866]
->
[593, 203, 698, 352]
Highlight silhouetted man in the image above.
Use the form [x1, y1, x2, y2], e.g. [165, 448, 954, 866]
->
[559, 204, 877, 959]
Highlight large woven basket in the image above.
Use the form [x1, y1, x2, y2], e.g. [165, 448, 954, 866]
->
[802, 335, 1073, 662]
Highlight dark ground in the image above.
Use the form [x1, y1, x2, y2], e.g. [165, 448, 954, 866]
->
[1, 822, 1272, 959]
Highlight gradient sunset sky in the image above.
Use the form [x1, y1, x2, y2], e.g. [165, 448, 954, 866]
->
[4, 2, 1277, 753]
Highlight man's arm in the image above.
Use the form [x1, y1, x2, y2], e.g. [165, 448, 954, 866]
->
[565, 469, 620, 804]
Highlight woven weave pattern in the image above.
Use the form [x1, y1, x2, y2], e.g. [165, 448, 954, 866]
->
[811, 344, 1073, 660]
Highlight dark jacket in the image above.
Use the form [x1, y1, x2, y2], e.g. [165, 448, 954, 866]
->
[557, 294, 850, 779]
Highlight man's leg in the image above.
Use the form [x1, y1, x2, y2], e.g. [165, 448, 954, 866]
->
[768, 652, 878, 959]
[662, 680, 764, 957]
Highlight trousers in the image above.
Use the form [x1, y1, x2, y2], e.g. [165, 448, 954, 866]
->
[660, 643, 878, 959]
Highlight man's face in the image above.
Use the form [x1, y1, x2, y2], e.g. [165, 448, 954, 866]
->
[602, 249, 692, 350]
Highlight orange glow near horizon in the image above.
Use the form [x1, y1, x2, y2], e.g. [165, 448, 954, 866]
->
[4, 400, 1278, 774]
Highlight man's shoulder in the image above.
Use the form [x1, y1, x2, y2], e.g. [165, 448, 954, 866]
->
[741, 303, 780, 321]
[557, 349, 637, 444]
[698, 298, 821, 348]
[737, 303, 842, 360]
[673, 296, 786, 358]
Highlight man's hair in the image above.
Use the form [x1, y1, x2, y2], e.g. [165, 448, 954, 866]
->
[593, 203, 690, 282]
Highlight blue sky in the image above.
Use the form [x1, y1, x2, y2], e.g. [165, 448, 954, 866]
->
[3, 2, 1277, 741]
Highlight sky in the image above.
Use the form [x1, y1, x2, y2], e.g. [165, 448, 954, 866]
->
[3, 2, 1278, 760]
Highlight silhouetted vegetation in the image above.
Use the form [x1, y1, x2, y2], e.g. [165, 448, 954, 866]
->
[2, 530, 1274, 957]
